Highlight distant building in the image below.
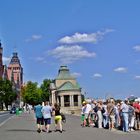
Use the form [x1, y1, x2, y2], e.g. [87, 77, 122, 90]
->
[7, 52, 23, 87]
[0, 41, 4, 79]
[7, 52, 23, 104]
[50, 66, 82, 114]
[0, 40, 23, 106]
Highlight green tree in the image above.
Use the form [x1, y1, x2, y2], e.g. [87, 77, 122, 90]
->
[23, 81, 42, 105]
[40, 79, 52, 102]
[0, 79, 17, 110]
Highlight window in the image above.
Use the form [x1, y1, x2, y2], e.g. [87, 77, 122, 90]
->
[74, 95, 78, 106]
[58, 96, 61, 106]
[64, 95, 70, 107]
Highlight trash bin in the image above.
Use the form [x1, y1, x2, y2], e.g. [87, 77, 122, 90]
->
[16, 108, 19, 115]
[19, 108, 22, 114]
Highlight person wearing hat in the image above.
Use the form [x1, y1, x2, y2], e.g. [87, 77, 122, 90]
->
[81, 101, 86, 127]
[83, 101, 92, 127]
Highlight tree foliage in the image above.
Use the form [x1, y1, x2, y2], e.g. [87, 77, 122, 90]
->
[0, 78, 17, 110]
[20, 84, 26, 101]
[40, 79, 52, 102]
[23, 81, 42, 105]
[21, 79, 52, 105]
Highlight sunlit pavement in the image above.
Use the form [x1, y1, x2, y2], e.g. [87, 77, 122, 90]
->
[0, 112, 140, 140]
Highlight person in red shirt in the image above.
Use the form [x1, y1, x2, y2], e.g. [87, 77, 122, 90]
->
[133, 99, 140, 130]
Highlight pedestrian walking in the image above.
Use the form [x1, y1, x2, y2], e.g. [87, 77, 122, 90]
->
[102, 102, 108, 128]
[53, 103, 63, 133]
[81, 101, 86, 127]
[41, 101, 52, 133]
[34, 102, 44, 133]
[84, 101, 92, 127]
[120, 100, 129, 132]
[97, 106, 103, 128]
[128, 102, 135, 131]
[107, 99, 115, 131]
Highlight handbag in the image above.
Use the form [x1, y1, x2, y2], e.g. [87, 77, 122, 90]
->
[61, 113, 66, 123]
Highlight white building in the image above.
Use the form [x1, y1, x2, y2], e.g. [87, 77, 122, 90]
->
[50, 66, 82, 114]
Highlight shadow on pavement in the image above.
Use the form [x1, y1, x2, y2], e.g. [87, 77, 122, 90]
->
[6, 129, 36, 132]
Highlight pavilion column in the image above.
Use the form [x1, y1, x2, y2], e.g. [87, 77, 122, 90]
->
[60, 96, 64, 107]
[70, 95, 74, 107]
[57, 96, 59, 105]
[49, 95, 52, 104]
[78, 95, 81, 106]
[51, 90, 56, 105]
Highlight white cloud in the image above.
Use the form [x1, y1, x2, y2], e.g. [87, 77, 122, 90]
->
[71, 72, 81, 78]
[3, 56, 10, 64]
[59, 29, 114, 44]
[134, 75, 140, 80]
[36, 57, 47, 63]
[92, 73, 102, 78]
[29, 56, 47, 63]
[133, 45, 140, 52]
[114, 67, 127, 73]
[36, 57, 45, 61]
[25, 34, 42, 42]
[48, 45, 96, 64]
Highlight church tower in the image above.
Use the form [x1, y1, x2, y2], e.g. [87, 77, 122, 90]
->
[0, 41, 4, 79]
[7, 52, 23, 89]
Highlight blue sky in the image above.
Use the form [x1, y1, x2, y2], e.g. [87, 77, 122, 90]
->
[0, 0, 140, 99]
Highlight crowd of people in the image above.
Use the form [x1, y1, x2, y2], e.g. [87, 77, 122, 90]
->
[81, 98, 140, 132]
[33, 98, 140, 134]
[34, 101, 64, 133]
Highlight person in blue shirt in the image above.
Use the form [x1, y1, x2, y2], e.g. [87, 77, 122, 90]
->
[34, 102, 44, 133]
[120, 100, 129, 132]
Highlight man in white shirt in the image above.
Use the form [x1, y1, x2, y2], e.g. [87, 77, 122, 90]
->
[84, 101, 92, 127]
[41, 101, 52, 133]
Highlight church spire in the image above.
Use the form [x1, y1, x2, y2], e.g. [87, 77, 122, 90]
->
[10, 52, 21, 65]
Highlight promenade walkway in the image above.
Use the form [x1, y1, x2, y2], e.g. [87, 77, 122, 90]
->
[0, 112, 140, 140]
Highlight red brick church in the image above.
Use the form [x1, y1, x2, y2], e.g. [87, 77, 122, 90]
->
[0, 41, 23, 105]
